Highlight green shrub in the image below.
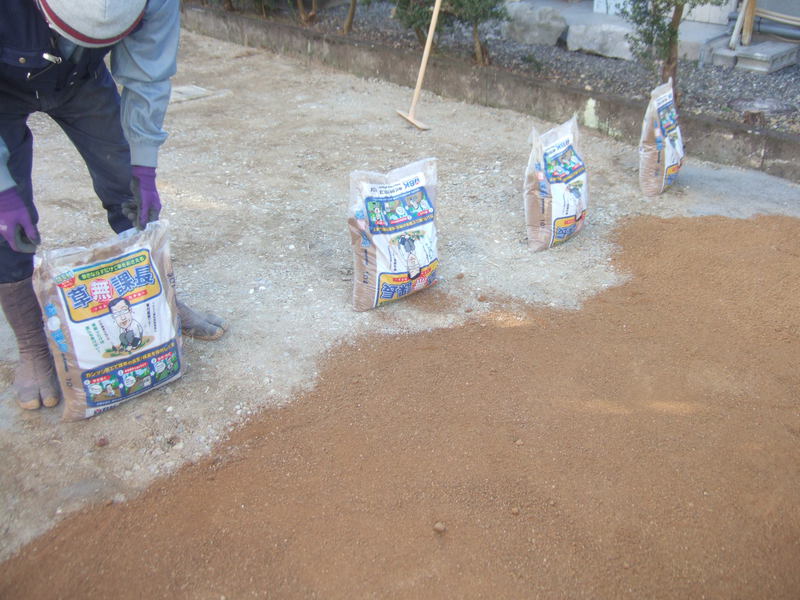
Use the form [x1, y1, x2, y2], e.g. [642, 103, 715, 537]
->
[448, 0, 506, 65]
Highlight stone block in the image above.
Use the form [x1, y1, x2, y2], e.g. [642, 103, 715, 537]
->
[735, 41, 799, 74]
[711, 47, 737, 68]
[566, 23, 633, 61]
[501, 3, 567, 46]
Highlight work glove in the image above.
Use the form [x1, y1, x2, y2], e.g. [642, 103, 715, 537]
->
[124, 165, 162, 230]
[0, 186, 40, 253]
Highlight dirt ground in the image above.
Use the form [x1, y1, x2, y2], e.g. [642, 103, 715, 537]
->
[1, 30, 799, 598]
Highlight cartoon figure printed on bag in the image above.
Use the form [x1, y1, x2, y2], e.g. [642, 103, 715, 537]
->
[667, 130, 681, 153]
[85, 376, 121, 406]
[391, 230, 431, 280]
[546, 146, 583, 180]
[153, 353, 180, 382]
[405, 190, 432, 217]
[659, 104, 678, 131]
[108, 297, 145, 353]
[565, 180, 587, 223]
[121, 364, 152, 394]
[367, 200, 387, 227]
[385, 200, 409, 224]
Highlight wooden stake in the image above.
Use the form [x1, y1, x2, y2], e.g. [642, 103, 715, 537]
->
[742, 0, 757, 46]
[729, 0, 749, 49]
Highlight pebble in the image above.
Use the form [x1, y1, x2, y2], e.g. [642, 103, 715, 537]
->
[433, 521, 446, 534]
[95, 436, 109, 448]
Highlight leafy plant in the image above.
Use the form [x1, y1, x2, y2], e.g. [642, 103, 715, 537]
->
[343, 0, 359, 33]
[521, 53, 543, 72]
[393, 0, 454, 47]
[391, 0, 506, 64]
[447, 0, 507, 66]
[217, 0, 284, 17]
[343, 0, 378, 36]
[619, 0, 725, 94]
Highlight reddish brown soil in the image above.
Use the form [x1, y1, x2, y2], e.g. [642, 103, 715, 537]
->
[2, 215, 799, 599]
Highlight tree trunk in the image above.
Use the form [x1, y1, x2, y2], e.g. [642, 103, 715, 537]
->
[661, 3, 684, 95]
[223, 0, 234, 11]
[342, 0, 357, 34]
[414, 26, 427, 48]
[472, 23, 489, 66]
[296, 0, 316, 23]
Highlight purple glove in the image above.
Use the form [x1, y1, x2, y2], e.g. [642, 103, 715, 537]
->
[124, 166, 162, 230]
[0, 186, 39, 253]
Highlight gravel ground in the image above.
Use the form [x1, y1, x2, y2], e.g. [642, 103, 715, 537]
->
[2, 27, 798, 566]
[277, 0, 800, 133]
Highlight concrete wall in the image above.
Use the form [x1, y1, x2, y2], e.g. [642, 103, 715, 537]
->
[760, 0, 800, 17]
[180, 5, 800, 183]
[594, 0, 739, 24]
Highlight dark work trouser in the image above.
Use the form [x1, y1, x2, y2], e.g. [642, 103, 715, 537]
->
[0, 64, 134, 283]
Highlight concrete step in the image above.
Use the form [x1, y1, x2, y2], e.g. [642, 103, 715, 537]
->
[734, 41, 799, 73]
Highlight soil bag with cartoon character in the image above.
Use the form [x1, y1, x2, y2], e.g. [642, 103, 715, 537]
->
[524, 115, 588, 251]
[32, 221, 182, 421]
[348, 158, 439, 311]
[639, 78, 685, 196]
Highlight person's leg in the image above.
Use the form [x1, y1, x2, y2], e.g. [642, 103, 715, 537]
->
[175, 300, 228, 341]
[47, 66, 133, 233]
[0, 85, 39, 282]
[50, 68, 228, 340]
[0, 84, 59, 410]
[0, 278, 60, 409]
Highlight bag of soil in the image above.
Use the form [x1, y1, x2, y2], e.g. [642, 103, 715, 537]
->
[32, 221, 183, 421]
[524, 115, 589, 251]
[348, 158, 439, 311]
[639, 78, 685, 196]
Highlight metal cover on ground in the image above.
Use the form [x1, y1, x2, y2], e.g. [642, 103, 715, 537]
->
[170, 84, 215, 103]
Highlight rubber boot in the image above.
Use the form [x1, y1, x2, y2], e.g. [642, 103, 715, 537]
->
[177, 299, 228, 341]
[0, 277, 60, 410]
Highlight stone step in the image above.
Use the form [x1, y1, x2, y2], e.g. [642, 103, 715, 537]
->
[734, 41, 799, 73]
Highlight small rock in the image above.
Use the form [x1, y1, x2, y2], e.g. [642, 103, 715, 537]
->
[515, 439, 524, 446]
[96, 436, 109, 448]
[477, 294, 487, 302]
[455, 273, 465, 279]
[465, 308, 473, 313]
[433, 521, 446, 534]
[511, 507, 520, 515]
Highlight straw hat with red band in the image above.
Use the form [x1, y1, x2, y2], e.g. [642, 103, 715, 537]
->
[36, 0, 147, 48]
